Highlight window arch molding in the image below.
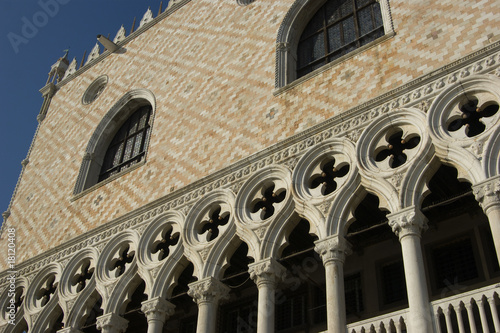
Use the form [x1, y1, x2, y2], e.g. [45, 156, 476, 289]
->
[275, 0, 394, 90]
[73, 89, 156, 195]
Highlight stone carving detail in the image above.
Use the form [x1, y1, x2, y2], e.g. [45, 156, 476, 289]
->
[283, 157, 299, 170]
[140, 8, 154, 28]
[114, 25, 126, 43]
[346, 129, 362, 143]
[199, 248, 209, 260]
[388, 207, 428, 239]
[473, 176, 500, 212]
[470, 141, 484, 158]
[249, 258, 286, 288]
[391, 172, 404, 189]
[188, 277, 230, 305]
[63, 58, 78, 80]
[141, 297, 176, 322]
[255, 226, 266, 239]
[3, 47, 500, 284]
[86, 43, 100, 65]
[96, 313, 128, 333]
[276, 42, 290, 52]
[318, 201, 331, 215]
[417, 100, 431, 113]
[314, 236, 352, 264]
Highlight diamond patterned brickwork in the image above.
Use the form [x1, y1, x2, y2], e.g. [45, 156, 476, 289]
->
[2, 0, 499, 268]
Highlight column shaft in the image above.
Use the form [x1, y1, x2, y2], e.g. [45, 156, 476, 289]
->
[314, 235, 351, 333]
[389, 207, 433, 333]
[324, 260, 346, 333]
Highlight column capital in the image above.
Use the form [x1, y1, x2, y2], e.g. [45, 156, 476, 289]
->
[188, 277, 230, 306]
[141, 297, 176, 323]
[473, 176, 500, 213]
[388, 206, 428, 240]
[96, 313, 128, 333]
[249, 258, 287, 288]
[314, 235, 352, 265]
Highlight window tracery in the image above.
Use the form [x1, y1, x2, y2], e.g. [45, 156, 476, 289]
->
[297, 0, 384, 78]
[99, 105, 152, 182]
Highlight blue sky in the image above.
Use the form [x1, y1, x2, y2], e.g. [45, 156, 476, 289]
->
[0, 0, 166, 219]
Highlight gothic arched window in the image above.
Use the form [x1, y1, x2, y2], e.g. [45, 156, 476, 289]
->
[296, 0, 384, 79]
[98, 105, 152, 182]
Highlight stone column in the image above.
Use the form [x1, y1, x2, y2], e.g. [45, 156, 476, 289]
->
[96, 313, 128, 333]
[388, 207, 433, 333]
[141, 297, 176, 333]
[188, 277, 230, 333]
[473, 176, 500, 260]
[314, 235, 352, 333]
[249, 258, 287, 333]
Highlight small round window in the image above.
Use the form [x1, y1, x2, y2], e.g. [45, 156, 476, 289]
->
[82, 75, 108, 105]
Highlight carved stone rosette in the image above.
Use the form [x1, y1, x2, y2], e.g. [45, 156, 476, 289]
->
[314, 235, 352, 265]
[388, 206, 428, 240]
[473, 176, 500, 213]
[187, 277, 230, 305]
[249, 258, 287, 288]
[96, 313, 129, 333]
[141, 297, 176, 323]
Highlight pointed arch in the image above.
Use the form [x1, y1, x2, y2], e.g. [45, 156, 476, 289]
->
[73, 89, 156, 195]
[275, 0, 394, 89]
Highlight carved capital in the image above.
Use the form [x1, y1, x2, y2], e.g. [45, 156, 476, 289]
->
[276, 42, 290, 52]
[249, 258, 287, 288]
[83, 152, 95, 161]
[473, 176, 500, 213]
[141, 297, 176, 323]
[188, 277, 230, 305]
[96, 313, 128, 333]
[388, 206, 427, 240]
[314, 235, 352, 265]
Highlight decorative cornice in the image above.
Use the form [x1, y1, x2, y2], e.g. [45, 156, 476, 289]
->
[387, 206, 428, 240]
[314, 235, 352, 264]
[249, 258, 287, 288]
[141, 297, 176, 323]
[1, 45, 499, 283]
[96, 313, 128, 333]
[53, 0, 192, 89]
[473, 175, 500, 213]
[187, 277, 230, 305]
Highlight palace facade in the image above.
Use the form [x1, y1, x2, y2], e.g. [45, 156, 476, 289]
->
[1, 0, 500, 332]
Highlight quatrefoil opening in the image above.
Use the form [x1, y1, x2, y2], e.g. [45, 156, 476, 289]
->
[447, 98, 498, 138]
[71, 260, 94, 293]
[110, 245, 135, 278]
[152, 226, 180, 261]
[374, 131, 421, 169]
[309, 157, 350, 196]
[250, 183, 287, 220]
[36, 274, 58, 307]
[198, 205, 230, 242]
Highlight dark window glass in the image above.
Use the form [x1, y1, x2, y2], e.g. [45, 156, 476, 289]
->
[345, 273, 364, 316]
[297, 0, 384, 78]
[221, 299, 257, 333]
[180, 317, 197, 333]
[276, 292, 307, 331]
[381, 260, 407, 305]
[433, 238, 478, 289]
[99, 105, 152, 182]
